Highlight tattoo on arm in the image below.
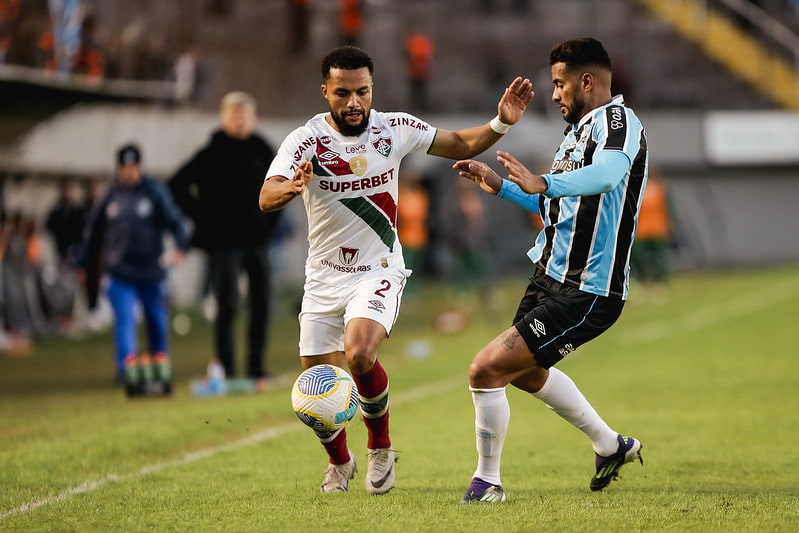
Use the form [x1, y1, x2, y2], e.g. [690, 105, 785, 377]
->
[500, 329, 520, 352]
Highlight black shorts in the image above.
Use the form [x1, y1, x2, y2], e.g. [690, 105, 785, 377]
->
[512, 270, 625, 369]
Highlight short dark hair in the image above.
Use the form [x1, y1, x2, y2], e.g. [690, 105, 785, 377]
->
[321, 45, 374, 80]
[549, 38, 612, 71]
[117, 143, 141, 166]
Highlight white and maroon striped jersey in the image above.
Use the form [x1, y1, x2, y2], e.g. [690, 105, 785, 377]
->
[266, 111, 436, 286]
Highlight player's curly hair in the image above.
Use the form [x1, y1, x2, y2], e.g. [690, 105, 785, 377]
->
[550, 38, 612, 71]
[321, 45, 374, 80]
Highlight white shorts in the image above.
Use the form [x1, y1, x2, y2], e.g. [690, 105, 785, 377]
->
[298, 268, 409, 356]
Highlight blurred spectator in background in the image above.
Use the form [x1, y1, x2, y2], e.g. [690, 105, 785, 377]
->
[102, 23, 141, 80]
[2, 212, 51, 340]
[0, 213, 32, 356]
[168, 91, 282, 382]
[0, 0, 22, 64]
[80, 177, 106, 317]
[484, 39, 509, 110]
[139, 32, 169, 81]
[44, 177, 87, 332]
[397, 173, 430, 293]
[70, 9, 103, 82]
[46, 178, 86, 265]
[46, 0, 83, 75]
[80, 144, 189, 383]
[404, 27, 433, 112]
[288, 0, 311, 55]
[611, 60, 633, 105]
[339, 0, 363, 46]
[172, 44, 198, 105]
[631, 168, 673, 303]
[2, 213, 34, 341]
[5, 1, 43, 68]
[446, 178, 493, 311]
[170, 44, 212, 107]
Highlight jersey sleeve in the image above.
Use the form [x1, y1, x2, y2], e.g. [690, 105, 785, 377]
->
[498, 179, 541, 214]
[382, 112, 437, 157]
[543, 104, 640, 198]
[594, 104, 641, 162]
[265, 125, 316, 180]
[542, 150, 631, 198]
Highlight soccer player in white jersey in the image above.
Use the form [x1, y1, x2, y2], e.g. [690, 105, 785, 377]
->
[259, 45, 533, 494]
[454, 38, 647, 503]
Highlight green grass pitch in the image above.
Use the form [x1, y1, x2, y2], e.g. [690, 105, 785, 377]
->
[1, 265, 798, 531]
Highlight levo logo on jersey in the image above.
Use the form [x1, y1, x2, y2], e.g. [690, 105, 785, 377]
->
[339, 247, 360, 266]
[373, 136, 392, 158]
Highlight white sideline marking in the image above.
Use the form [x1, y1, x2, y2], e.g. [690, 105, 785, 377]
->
[0, 375, 464, 521]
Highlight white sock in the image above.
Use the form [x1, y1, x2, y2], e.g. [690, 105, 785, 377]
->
[532, 367, 619, 456]
[470, 386, 509, 486]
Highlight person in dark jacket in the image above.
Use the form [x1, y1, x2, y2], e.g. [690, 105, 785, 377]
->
[81, 144, 189, 382]
[46, 178, 89, 265]
[168, 91, 281, 380]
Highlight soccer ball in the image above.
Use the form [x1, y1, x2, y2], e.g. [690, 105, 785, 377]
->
[291, 364, 359, 437]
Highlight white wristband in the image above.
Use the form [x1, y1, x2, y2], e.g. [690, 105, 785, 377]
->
[489, 115, 512, 135]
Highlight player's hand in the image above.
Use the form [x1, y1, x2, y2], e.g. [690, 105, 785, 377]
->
[290, 160, 313, 195]
[497, 77, 534, 125]
[453, 159, 502, 195]
[170, 249, 185, 266]
[260, 160, 314, 211]
[160, 249, 185, 268]
[496, 150, 547, 194]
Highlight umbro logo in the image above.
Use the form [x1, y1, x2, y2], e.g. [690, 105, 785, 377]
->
[529, 318, 546, 338]
[368, 300, 386, 313]
[318, 150, 340, 161]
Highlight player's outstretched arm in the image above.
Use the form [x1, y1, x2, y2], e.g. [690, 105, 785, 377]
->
[429, 77, 533, 160]
[497, 150, 547, 194]
[452, 159, 503, 195]
[496, 76, 535, 127]
[259, 161, 312, 212]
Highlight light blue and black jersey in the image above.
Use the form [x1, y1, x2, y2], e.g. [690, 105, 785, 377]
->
[499, 95, 648, 300]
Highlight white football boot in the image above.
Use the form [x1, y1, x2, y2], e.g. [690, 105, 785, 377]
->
[320, 450, 357, 493]
[365, 448, 396, 495]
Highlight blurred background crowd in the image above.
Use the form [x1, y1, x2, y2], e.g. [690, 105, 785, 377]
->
[1, 0, 798, 359]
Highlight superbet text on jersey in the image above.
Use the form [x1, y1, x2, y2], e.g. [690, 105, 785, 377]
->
[266, 111, 436, 287]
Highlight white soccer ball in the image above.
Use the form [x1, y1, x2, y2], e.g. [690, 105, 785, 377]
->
[291, 364, 359, 437]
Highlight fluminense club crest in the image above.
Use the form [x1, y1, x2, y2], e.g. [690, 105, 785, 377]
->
[373, 136, 392, 158]
[339, 247, 359, 266]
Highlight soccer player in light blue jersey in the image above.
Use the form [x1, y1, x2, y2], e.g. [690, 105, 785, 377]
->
[454, 38, 646, 503]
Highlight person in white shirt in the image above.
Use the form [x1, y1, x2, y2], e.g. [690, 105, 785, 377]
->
[259, 45, 532, 495]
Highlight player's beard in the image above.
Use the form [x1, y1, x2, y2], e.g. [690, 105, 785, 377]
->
[561, 96, 586, 125]
[331, 108, 369, 137]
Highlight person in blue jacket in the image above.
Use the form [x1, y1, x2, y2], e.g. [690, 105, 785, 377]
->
[81, 144, 190, 387]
